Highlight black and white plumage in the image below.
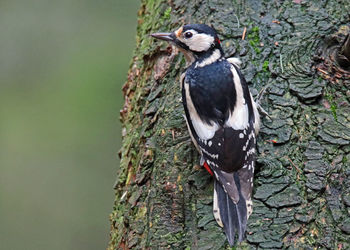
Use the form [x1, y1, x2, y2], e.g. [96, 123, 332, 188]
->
[152, 24, 260, 246]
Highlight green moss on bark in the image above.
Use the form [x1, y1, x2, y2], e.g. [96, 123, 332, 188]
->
[109, 0, 350, 249]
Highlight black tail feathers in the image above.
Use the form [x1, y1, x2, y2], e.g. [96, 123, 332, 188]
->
[214, 177, 247, 246]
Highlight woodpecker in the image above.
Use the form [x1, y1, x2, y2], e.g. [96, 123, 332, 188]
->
[152, 24, 260, 246]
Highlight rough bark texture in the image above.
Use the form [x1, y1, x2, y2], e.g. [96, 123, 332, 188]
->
[109, 0, 350, 249]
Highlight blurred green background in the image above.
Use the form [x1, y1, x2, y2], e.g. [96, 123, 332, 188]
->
[0, 0, 139, 249]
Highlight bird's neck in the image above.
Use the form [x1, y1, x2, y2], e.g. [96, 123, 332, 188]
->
[193, 48, 224, 68]
[180, 47, 224, 67]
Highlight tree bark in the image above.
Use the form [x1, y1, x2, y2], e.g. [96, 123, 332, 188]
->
[109, 0, 350, 249]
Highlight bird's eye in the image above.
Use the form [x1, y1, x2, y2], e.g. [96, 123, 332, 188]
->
[184, 32, 193, 39]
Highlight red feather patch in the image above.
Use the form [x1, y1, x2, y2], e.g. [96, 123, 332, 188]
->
[203, 161, 214, 176]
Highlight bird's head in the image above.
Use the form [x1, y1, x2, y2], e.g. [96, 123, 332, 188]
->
[151, 24, 223, 63]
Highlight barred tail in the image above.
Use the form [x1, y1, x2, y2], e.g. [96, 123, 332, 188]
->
[213, 176, 247, 246]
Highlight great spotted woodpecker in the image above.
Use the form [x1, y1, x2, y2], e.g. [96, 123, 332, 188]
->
[152, 24, 260, 246]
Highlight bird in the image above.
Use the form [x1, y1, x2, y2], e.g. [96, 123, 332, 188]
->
[151, 24, 260, 246]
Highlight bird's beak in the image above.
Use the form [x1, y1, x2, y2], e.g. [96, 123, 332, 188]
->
[151, 32, 174, 42]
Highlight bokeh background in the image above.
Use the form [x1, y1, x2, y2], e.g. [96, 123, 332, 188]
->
[0, 0, 139, 249]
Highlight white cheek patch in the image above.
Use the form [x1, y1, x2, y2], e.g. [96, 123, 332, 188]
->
[179, 29, 215, 52]
[187, 33, 214, 52]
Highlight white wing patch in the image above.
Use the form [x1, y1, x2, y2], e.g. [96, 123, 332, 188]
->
[226, 57, 242, 68]
[225, 66, 249, 130]
[184, 83, 219, 140]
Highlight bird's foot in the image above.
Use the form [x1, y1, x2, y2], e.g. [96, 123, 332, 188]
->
[255, 84, 272, 119]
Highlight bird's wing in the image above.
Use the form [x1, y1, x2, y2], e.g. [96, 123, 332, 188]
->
[182, 60, 258, 245]
[182, 60, 257, 200]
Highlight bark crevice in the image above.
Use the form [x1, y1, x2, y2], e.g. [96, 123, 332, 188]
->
[109, 1, 350, 249]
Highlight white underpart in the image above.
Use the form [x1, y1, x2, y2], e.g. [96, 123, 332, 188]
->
[180, 72, 186, 90]
[184, 83, 219, 140]
[183, 114, 200, 152]
[246, 198, 253, 219]
[227, 57, 242, 68]
[178, 29, 214, 52]
[178, 47, 196, 66]
[213, 187, 224, 227]
[195, 49, 221, 68]
[225, 66, 249, 129]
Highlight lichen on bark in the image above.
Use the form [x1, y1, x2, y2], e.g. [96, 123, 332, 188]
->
[109, 0, 350, 249]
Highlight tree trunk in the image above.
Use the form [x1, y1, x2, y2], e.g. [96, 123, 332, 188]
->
[109, 0, 350, 249]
